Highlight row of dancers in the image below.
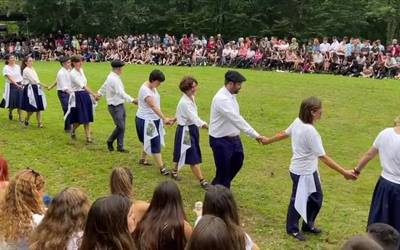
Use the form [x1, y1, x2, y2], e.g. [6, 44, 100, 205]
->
[1, 54, 399, 241]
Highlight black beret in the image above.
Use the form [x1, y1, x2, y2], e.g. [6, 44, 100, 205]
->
[225, 70, 246, 83]
[111, 59, 125, 68]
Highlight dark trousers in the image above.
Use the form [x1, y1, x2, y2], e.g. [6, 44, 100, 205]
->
[108, 104, 126, 150]
[286, 171, 323, 234]
[209, 136, 244, 188]
[57, 90, 70, 131]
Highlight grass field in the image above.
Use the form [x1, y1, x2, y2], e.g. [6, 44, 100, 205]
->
[1, 62, 399, 249]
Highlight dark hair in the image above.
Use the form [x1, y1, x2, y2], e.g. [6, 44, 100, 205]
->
[133, 180, 187, 250]
[21, 56, 32, 75]
[149, 69, 165, 83]
[4, 54, 14, 65]
[298, 96, 322, 124]
[202, 185, 246, 250]
[70, 55, 82, 68]
[80, 195, 136, 250]
[185, 215, 236, 250]
[179, 76, 198, 93]
[342, 235, 383, 250]
[110, 167, 133, 199]
[367, 223, 400, 250]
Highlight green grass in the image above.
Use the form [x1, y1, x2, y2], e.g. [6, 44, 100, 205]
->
[1, 62, 399, 249]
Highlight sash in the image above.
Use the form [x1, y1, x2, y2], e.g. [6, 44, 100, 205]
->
[27, 84, 37, 108]
[38, 85, 47, 109]
[3, 82, 10, 108]
[143, 119, 165, 155]
[294, 174, 318, 224]
[178, 125, 191, 169]
[64, 92, 76, 121]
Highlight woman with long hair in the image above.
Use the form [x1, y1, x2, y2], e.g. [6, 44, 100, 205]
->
[262, 96, 357, 241]
[0, 168, 45, 249]
[29, 187, 90, 250]
[132, 180, 192, 250]
[0, 155, 9, 194]
[20, 55, 48, 128]
[79, 195, 136, 250]
[202, 185, 259, 250]
[109, 167, 149, 232]
[1, 54, 23, 121]
[67, 55, 98, 143]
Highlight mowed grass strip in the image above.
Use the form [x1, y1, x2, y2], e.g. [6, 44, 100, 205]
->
[1, 62, 399, 249]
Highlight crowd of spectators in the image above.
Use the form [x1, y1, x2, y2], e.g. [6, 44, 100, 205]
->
[1, 31, 400, 80]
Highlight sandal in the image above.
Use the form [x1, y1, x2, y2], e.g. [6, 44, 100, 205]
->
[160, 167, 170, 176]
[138, 159, 152, 166]
[71, 131, 77, 140]
[38, 123, 43, 128]
[86, 137, 94, 144]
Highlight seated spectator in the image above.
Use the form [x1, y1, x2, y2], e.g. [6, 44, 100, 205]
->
[79, 195, 136, 250]
[0, 168, 46, 249]
[384, 53, 399, 78]
[201, 185, 259, 250]
[0, 156, 9, 195]
[361, 62, 374, 78]
[109, 167, 149, 231]
[367, 223, 400, 250]
[185, 215, 238, 250]
[312, 51, 324, 72]
[132, 180, 192, 250]
[29, 187, 90, 250]
[342, 235, 383, 250]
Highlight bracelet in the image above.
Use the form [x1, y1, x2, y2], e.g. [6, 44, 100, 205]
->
[353, 168, 361, 175]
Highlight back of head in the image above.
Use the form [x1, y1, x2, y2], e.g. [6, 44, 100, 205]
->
[202, 185, 245, 250]
[80, 195, 135, 250]
[149, 69, 165, 83]
[110, 167, 133, 199]
[367, 223, 400, 250]
[29, 187, 90, 250]
[342, 235, 383, 250]
[298, 96, 322, 124]
[133, 180, 186, 250]
[185, 215, 236, 250]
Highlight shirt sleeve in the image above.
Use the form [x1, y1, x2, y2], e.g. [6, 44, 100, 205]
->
[372, 130, 384, 149]
[97, 78, 107, 96]
[183, 102, 206, 127]
[309, 129, 326, 157]
[114, 79, 134, 103]
[70, 71, 85, 89]
[23, 69, 39, 85]
[285, 119, 296, 136]
[2, 66, 10, 76]
[216, 97, 259, 138]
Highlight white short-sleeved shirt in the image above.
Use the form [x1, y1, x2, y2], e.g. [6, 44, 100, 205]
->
[373, 128, 400, 184]
[70, 68, 87, 91]
[136, 83, 160, 120]
[3, 64, 23, 83]
[56, 67, 72, 91]
[286, 118, 326, 175]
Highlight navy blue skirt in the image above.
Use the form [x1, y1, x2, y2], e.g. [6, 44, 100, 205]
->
[69, 91, 93, 124]
[21, 84, 45, 112]
[368, 176, 400, 232]
[135, 116, 161, 154]
[7, 82, 23, 109]
[173, 124, 202, 165]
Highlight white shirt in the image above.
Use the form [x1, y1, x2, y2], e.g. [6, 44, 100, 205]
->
[319, 42, 330, 53]
[56, 67, 72, 91]
[3, 64, 23, 83]
[286, 118, 326, 175]
[209, 87, 259, 138]
[373, 128, 400, 184]
[136, 83, 160, 120]
[66, 231, 83, 250]
[176, 94, 206, 127]
[98, 72, 133, 106]
[329, 41, 340, 52]
[22, 67, 40, 85]
[70, 68, 87, 91]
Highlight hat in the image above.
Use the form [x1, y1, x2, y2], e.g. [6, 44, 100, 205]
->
[111, 59, 125, 68]
[70, 55, 83, 63]
[225, 70, 246, 83]
[58, 55, 70, 63]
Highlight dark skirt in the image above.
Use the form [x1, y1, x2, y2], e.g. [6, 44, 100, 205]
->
[69, 91, 93, 124]
[21, 84, 45, 112]
[7, 82, 23, 109]
[173, 124, 202, 165]
[135, 116, 161, 154]
[368, 176, 400, 232]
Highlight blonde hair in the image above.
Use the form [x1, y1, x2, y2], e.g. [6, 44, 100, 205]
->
[110, 167, 133, 199]
[0, 169, 45, 241]
[29, 187, 90, 250]
[395, 116, 400, 126]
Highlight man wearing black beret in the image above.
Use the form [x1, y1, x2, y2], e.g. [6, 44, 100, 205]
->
[209, 70, 267, 188]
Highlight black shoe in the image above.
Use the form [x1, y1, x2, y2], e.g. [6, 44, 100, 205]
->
[8, 113, 12, 120]
[107, 141, 114, 151]
[71, 131, 76, 140]
[302, 226, 322, 234]
[171, 171, 182, 181]
[24, 120, 29, 127]
[200, 180, 210, 190]
[289, 232, 306, 241]
[160, 167, 170, 176]
[117, 148, 129, 153]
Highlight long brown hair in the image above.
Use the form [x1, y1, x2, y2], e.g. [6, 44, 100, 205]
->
[298, 96, 322, 124]
[202, 185, 246, 250]
[21, 55, 31, 75]
[0, 168, 45, 241]
[79, 195, 136, 250]
[133, 180, 187, 250]
[29, 187, 90, 250]
[110, 167, 133, 199]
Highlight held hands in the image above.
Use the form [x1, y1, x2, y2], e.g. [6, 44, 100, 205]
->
[132, 98, 138, 105]
[201, 123, 209, 129]
[256, 135, 271, 145]
[163, 117, 176, 126]
[342, 169, 358, 180]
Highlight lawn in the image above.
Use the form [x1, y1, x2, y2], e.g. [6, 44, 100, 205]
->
[1, 62, 399, 249]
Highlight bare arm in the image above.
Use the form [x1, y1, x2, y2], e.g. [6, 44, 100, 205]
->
[319, 155, 357, 180]
[263, 131, 289, 145]
[144, 96, 175, 124]
[354, 147, 379, 173]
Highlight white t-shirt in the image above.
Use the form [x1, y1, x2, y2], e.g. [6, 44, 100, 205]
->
[3, 64, 23, 83]
[373, 128, 400, 184]
[136, 82, 160, 120]
[286, 118, 326, 175]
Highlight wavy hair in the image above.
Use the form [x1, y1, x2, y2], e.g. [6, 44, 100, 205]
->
[29, 187, 90, 250]
[110, 167, 133, 199]
[0, 168, 45, 241]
